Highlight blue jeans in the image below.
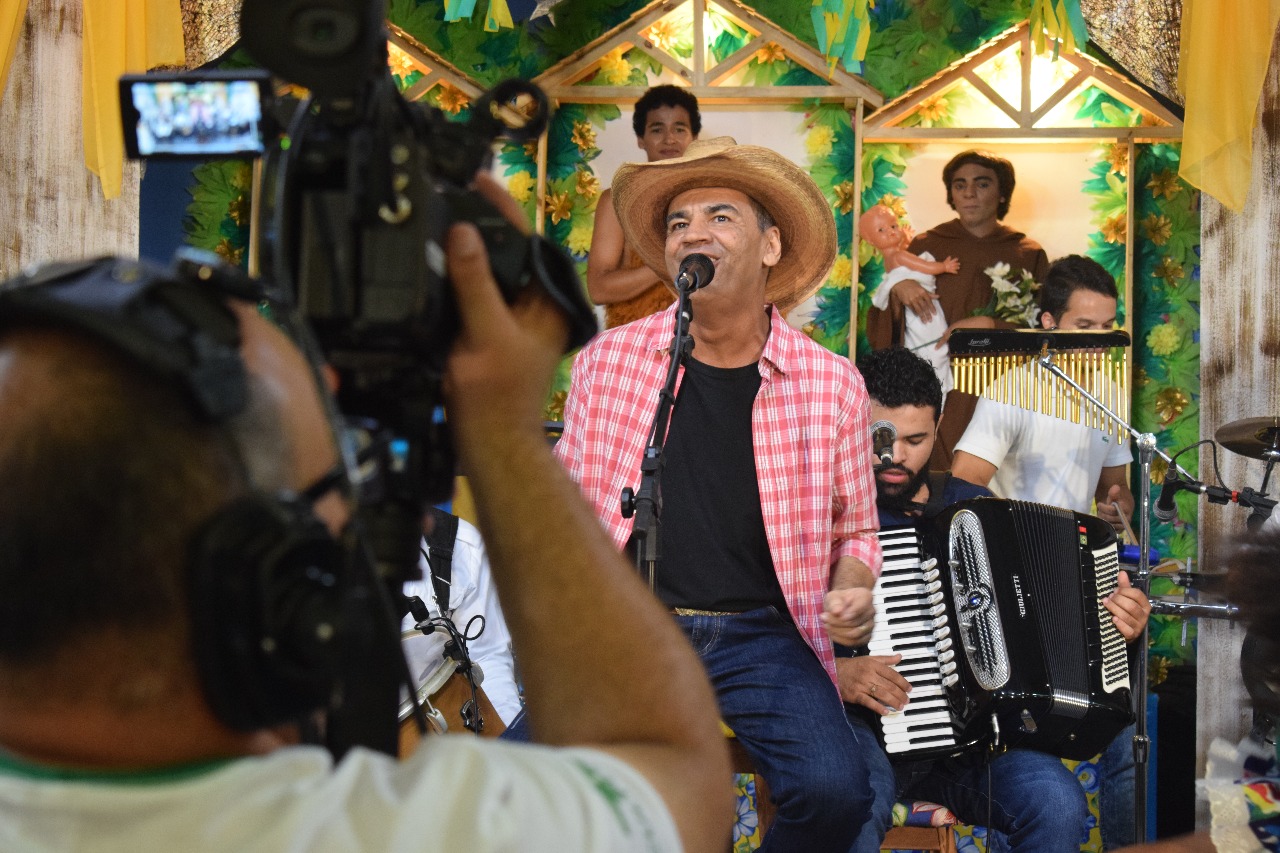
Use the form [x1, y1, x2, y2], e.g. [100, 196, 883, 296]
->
[1098, 721, 1137, 849]
[499, 708, 531, 742]
[676, 607, 875, 853]
[848, 710, 1088, 853]
[847, 714, 896, 853]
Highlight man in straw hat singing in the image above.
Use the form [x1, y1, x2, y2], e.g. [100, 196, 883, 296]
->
[555, 137, 884, 850]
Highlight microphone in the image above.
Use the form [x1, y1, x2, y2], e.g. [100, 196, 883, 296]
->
[871, 420, 896, 467]
[1153, 470, 1182, 523]
[675, 253, 714, 293]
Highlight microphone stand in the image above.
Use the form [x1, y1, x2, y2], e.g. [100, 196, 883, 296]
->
[621, 285, 696, 590]
[1032, 349, 1191, 845]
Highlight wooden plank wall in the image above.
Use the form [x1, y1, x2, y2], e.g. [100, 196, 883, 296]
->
[1195, 17, 1280, 827]
[0, 0, 140, 279]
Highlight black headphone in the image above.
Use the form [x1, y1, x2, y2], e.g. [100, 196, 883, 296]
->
[0, 251, 352, 732]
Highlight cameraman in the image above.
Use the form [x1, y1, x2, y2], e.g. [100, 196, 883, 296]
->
[0, 175, 730, 851]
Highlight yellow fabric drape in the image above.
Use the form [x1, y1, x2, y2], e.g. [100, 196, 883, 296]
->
[82, 0, 184, 200]
[0, 0, 30, 102]
[1178, 0, 1280, 211]
[485, 0, 513, 32]
[810, 0, 872, 72]
[1029, 0, 1087, 58]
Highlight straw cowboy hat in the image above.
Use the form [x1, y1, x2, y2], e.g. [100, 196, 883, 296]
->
[611, 136, 837, 313]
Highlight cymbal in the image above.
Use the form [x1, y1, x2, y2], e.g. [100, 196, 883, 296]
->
[1215, 416, 1280, 460]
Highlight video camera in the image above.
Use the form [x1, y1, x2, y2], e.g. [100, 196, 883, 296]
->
[121, 0, 595, 517]
[117, 0, 597, 759]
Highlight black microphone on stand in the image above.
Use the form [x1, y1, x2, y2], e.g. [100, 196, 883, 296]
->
[675, 253, 714, 293]
[871, 420, 897, 467]
[1153, 469, 1183, 523]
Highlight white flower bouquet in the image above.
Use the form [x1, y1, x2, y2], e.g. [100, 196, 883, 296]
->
[977, 262, 1040, 327]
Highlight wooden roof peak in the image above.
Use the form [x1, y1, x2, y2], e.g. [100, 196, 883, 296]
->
[532, 0, 882, 107]
[864, 20, 1181, 140]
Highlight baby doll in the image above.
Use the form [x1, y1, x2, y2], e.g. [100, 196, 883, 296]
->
[859, 203, 959, 394]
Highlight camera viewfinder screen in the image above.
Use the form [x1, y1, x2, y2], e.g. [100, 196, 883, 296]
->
[122, 74, 269, 159]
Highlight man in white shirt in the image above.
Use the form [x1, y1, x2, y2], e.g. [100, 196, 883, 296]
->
[951, 254, 1135, 531]
[952, 254, 1145, 848]
[402, 510, 522, 729]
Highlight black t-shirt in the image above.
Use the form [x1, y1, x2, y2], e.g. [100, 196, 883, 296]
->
[655, 357, 785, 612]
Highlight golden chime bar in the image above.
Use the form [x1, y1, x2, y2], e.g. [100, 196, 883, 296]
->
[946, 329, 1131, 442]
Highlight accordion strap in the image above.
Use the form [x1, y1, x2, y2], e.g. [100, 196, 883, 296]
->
[922, 471, 953, 520]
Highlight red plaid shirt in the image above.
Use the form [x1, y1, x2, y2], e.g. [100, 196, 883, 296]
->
[555, 304, 881, 681]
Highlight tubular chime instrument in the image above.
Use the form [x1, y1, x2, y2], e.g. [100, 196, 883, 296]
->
[947, 329, 1131, 441]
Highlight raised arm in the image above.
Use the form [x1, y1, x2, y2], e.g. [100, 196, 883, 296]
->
[442, 174, 731, 852]
[1094, 466, 1135, 534]
[585, 188, 667, 306]
[883, 247, 960, 277]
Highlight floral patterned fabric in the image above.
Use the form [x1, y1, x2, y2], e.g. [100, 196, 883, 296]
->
[1202, 736, 1280, 852]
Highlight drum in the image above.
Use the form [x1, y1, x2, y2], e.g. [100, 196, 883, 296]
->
[398, 630, 506, 757]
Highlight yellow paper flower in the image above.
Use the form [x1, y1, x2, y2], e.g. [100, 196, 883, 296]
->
[546, 191, 573, 225]
[1101, 213, 1127, 245]
[1154, 386, 1190, 423]
[567, 220, 593, 255]
[600, 48, 632, 85]
[833, 181, 857, 215]
[523, 140, 539, 160]
[1105, 143, 1128, 176]
[755, 42, 785, 64]
[437, 85, 470, 114]
[827, 255, 853, 289]
[1142, 213, 1172, 246]
[543, 390, 567, 424]
[877, 194, 908, 220]
[646, 19, 679, 53]
[228, 194, 250, 228]
[1147, 169, 1182, 200]
[571, 121, 597, 155]
[1153, 256, 1185, 285]
[507, 170, 535, 204]
[1149, 456, 1169, 487]
[917, 94, 948, 125]
[215, 239, 244, 267]
[1148, 655, 1169, 687]
[806, 126, 834, 159]
[1146, 323, 1181, 357]
[574, 169, 600, 200]
[389, 45, 416, 75]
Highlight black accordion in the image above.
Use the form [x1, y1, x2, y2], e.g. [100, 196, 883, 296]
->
[871, 497, 1135, 761]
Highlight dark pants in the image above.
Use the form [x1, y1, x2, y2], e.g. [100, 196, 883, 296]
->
[677, 606, 875, 853]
